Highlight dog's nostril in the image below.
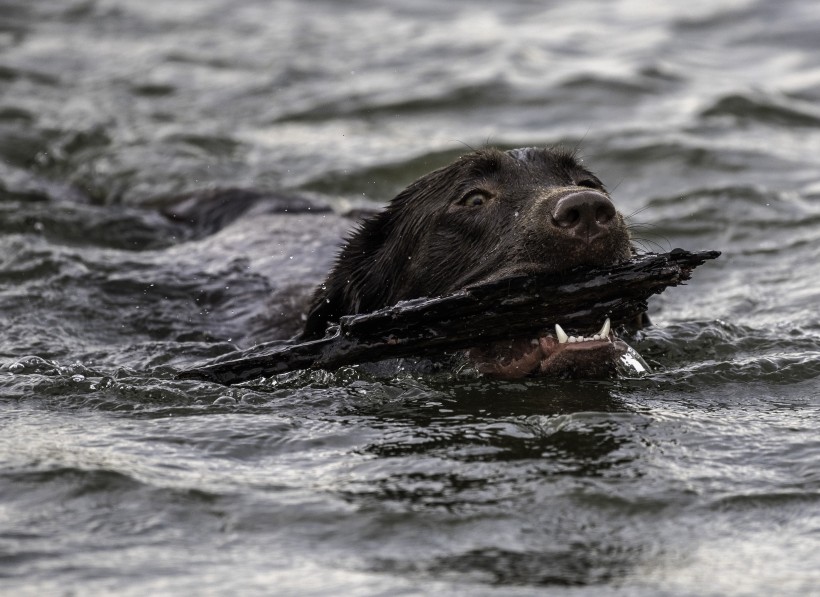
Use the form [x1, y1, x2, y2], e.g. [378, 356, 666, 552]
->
[552, 191, 616, 235]
[595, 202, 616, 224]
[560, 209, 580, 228]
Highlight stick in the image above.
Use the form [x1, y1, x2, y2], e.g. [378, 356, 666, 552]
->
[177, 249, 720, 384]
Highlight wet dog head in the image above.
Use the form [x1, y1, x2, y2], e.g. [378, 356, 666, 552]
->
[303, 147, 635, 377]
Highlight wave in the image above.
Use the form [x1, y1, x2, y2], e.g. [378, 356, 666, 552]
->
[701, 92, 820, 128]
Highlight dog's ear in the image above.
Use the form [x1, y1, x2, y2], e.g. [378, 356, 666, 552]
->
[300, 283, 343, 340]
[300, 211, 396, 340]
[300, 153, 481, 340]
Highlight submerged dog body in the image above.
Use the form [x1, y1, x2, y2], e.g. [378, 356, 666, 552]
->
[301, 147, 636, 378]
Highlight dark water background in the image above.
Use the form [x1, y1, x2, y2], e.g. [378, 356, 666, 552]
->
[2, 1, 820, 595]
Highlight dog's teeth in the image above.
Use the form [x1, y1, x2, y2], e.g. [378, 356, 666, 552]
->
[597, 318, 611, 338]
[557, 320, 610, 345]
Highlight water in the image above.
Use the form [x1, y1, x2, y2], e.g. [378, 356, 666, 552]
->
[2, 1, 820, 594]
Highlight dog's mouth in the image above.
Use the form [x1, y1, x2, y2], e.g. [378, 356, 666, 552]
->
[468, 318, 645, 379]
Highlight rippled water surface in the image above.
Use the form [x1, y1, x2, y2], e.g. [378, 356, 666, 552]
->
[2, 1, 820, 595]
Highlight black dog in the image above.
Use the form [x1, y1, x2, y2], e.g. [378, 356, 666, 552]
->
[302, 147, 635, 378]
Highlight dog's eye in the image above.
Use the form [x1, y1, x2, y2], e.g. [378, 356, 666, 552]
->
[459, 191, 489, 207]
[576, 179, 601, 190]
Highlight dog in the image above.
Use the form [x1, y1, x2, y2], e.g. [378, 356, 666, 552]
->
[300, 147, 636, 378]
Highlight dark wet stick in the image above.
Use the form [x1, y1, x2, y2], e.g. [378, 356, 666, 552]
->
[177, 249, 720, 385]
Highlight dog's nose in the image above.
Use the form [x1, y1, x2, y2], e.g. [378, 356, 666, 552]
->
[551, 191, 617, 241]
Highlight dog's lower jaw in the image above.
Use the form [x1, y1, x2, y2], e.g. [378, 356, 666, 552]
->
[468, 331, 629, 379]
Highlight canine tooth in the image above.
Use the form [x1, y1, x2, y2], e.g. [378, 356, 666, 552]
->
[555, 324, 569, 344]
[597, 318, 611, 338]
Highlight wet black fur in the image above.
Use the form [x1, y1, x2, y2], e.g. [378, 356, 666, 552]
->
[301, 147, 632, 339]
